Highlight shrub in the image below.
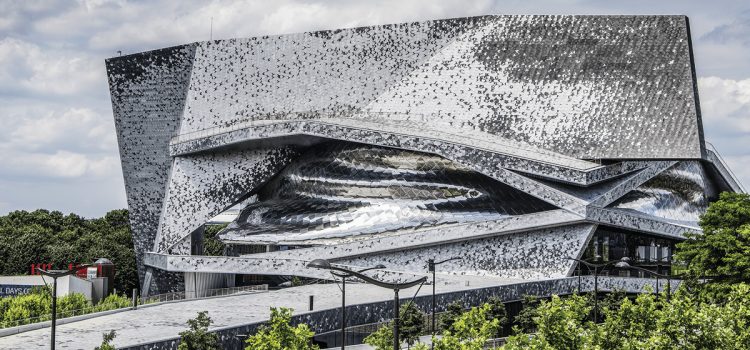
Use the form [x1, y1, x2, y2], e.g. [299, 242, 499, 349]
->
[178, 311, 219, 350]
[432, 303, 499, 350]
[244, 307, 318, 350]
[94, 330, 117, 350]
[363, 322, 393, 350]
[57, 293, 91, 317]
[95, 294, 132, 312]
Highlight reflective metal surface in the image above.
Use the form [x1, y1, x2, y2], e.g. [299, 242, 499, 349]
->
[608, 161, 717, 224]
[221, 142, 555, 242]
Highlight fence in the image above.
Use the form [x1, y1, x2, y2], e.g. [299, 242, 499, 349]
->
[140, 284, 267, 305]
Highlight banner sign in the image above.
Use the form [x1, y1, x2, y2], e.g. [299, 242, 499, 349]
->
[0, 284, 35, 297]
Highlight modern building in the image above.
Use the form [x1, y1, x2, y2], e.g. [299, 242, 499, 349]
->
[106, 15, 744, 299]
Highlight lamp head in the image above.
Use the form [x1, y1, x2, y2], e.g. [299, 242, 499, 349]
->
[615, 261, 631, 268]
[593, 255, 602, 262]
[307, 259, 332, 270]
[374, 264, 386, 269]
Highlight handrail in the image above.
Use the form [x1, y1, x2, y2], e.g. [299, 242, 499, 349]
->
[705, 141, 746, 192]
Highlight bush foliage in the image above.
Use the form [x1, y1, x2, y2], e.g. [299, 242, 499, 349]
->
[178, 311, 219, 350]
[244, 307, 318, 350]
[503, 284, 750, 349]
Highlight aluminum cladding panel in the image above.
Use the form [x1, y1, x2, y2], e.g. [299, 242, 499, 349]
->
[181, 15, 703, 159]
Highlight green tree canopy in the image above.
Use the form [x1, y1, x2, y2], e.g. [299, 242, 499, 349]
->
[0, 209, 138, 293]
[675, 192, 750, 283]
[503, 284, 750, 350]
[244, 307, 318, 350]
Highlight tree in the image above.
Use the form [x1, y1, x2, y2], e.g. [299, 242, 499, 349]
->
[363, 322, 393, 350]
[502, 284, 750, 350]
[675, 192, 750, 283]
[513, 295, 540, 333]
[94, 330, 117, 350]
[244, 307, 318, 350]
[485, 296, 508, 337]
[399, 302, 425, 348]
[593, 293, 658, 349]
[432, 303, 499, 350]
[438, 300, 464, 332]
[178, 311, 219, 350]
[203, 224, 227, 256]
[0, 209, 139, 293]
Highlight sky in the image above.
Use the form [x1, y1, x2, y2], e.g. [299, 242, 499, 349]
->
[0, 0, 749, 218]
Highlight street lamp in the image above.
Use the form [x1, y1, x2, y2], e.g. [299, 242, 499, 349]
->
[427, 257, 461, 339]
[567, 256, 628, 323]
[38, 265, 90, 350]
[330, 264, 386, 350]
[614, 260, 672, 300]
[307, 259, 427, 350]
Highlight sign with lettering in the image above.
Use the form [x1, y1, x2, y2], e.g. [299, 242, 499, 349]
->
[0, 284, 34, 297]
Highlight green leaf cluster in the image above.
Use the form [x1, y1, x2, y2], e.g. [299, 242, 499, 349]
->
[503, 284, 750, 350]
[94, 330, 117, 350]
[432, 303, 500, 350]
[0, 290, 99, 327]
[399, 302, 425, 347]
[438, 300, 465, 333]
[244, 307, 318, 350]
[0, 209, 138, 293]
[364, 302, 427, 349]
[202, 224, 227, 256]
[675, 192, 750, 283]
[178, 311, 219, 350]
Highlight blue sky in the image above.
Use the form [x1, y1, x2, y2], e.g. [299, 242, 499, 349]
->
[0, 0, 749, 218]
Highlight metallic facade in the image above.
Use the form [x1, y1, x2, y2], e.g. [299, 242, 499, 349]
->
[107, 15, 742, 296]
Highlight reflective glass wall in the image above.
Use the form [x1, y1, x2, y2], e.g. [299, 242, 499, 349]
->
[579, 226, 677, 276]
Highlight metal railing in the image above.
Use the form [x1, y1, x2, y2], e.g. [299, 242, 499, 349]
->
[142, 284, 268, 304]
[705, 141, 746, 192]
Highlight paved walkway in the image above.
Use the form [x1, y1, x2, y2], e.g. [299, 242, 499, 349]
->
[0, 276, 514, 349]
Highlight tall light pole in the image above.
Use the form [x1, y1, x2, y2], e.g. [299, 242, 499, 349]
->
[38, 265, 90, 350]
[330, 264, 386, 350]
[427, 257, 461, 339]
[567, 256, 627, 323]
[307, 259, 427, 350]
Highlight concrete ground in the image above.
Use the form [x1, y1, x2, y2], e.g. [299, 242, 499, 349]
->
[0, 275, 514, 349]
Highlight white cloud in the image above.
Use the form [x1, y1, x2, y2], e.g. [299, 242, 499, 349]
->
[697, 76, 750, 189]
[1, 106, 117, 153]
[698, 77, 750, 136]
[0, 38, 105, 97]
[0, 150, 119, 179]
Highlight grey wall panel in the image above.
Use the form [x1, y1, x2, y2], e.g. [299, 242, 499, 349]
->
[155, 147, 298, 253]
[107, 45, 197, 290]
[334, 224, 596, 280]
[178, 15, 703, 160]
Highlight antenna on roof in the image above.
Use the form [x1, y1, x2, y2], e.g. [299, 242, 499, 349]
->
[210, 17, 213, 41]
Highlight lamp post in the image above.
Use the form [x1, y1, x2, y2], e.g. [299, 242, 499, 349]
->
[614, 260, 672, 301]
[307, 259, 427, 350]
[38, 265, 90, 350]
[566, 256, 628, 323]
[330, 264, 386, 350]
[427, 257, 461, 339]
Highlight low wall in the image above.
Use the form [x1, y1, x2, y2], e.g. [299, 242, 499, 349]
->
[121, 276, 674, 350]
